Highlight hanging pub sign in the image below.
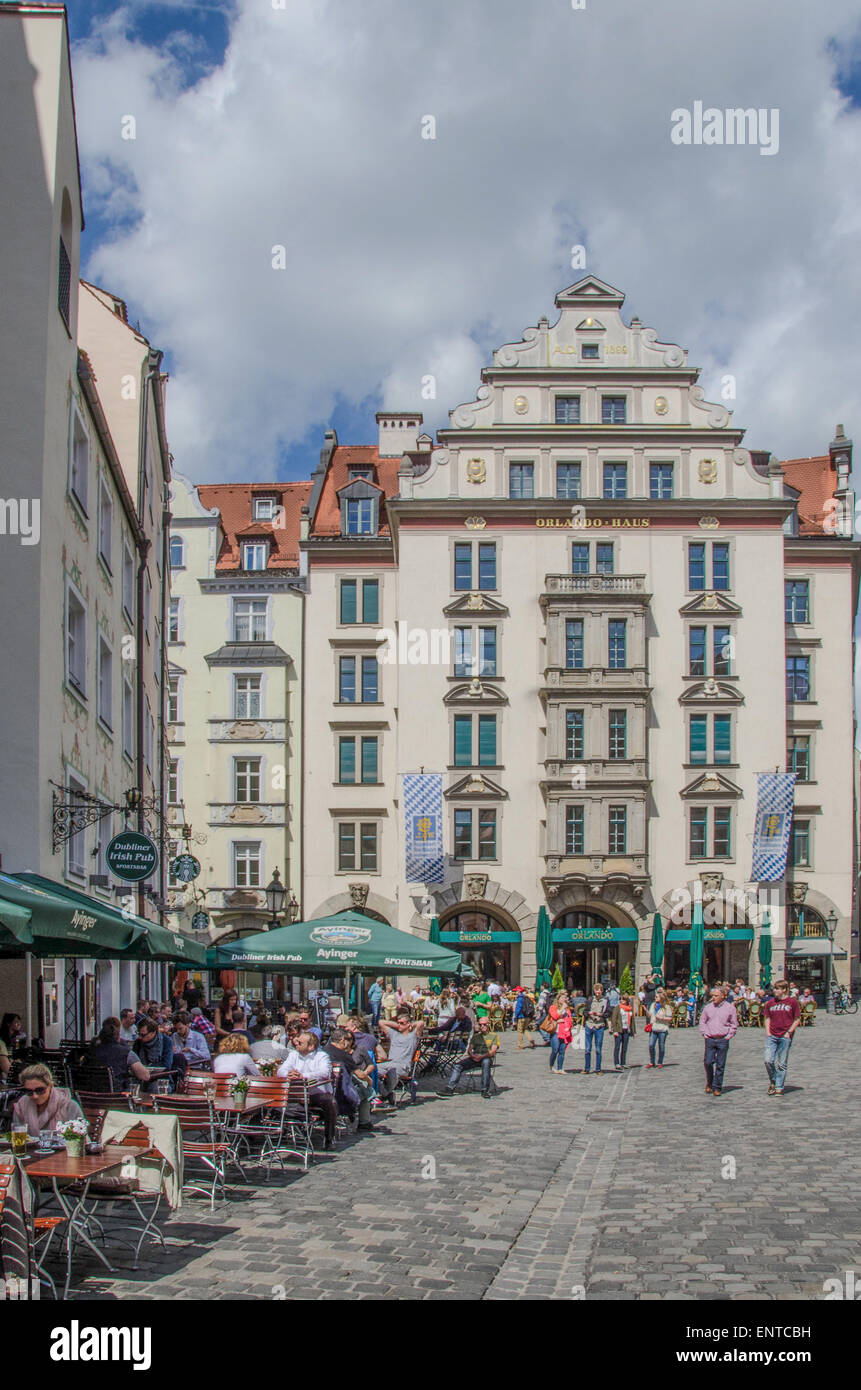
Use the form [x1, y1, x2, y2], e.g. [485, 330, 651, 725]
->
[106, 831, 159, 882]
[171, 854, 201, 883]
[191, 911, 210, 932]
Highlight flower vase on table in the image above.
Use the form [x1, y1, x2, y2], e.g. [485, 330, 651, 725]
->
[56, 1117, 89, 1158]
[230, 1078, 250, 1108]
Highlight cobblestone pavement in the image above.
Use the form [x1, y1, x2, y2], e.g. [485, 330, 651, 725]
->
[70, 1013, 861, 1301]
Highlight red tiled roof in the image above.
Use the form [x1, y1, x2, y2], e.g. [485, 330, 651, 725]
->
[197, 482, 311, 570]
[311, 446, 402, 537]
[780, 456, 834, 536]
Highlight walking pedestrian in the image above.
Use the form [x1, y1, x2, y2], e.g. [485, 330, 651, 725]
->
[698, 985, 738, 1096]
[367, 977, 384, 1026]
[646, 988, 672, 1068]
[546, 991, 572, 1073]
[583, 982, 611, 1075]
[763, 979, 801, 1096]
[609, 992, 636, 1070]
[513, 987, 536, 1049]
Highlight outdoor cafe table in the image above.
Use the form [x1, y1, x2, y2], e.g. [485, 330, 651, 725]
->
[23, 1145, 151, 1298]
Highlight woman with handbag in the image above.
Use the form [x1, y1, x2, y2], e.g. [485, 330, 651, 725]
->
[609, 993, 636, 1070]
[546, 991, 573, 1073]
[646, 988, 673, 1068]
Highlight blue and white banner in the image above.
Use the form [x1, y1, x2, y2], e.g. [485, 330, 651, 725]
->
[404, 773, 444, 884]
[751, 772, 796, 881]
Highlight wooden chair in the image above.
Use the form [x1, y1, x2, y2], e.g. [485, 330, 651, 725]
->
[747, 1001, 763, 1028]
[800, 1001, 817, 1027]
[75, 1090, 134, 1141]
[150, 1095, 233, 1210]
[393, 1049, 421, 1105]
[69, 1064, 116, 1094]
[0, 1157, 61, 1298]
[671, 1004, 688, 1029]
[67, 1117, 169, 1272]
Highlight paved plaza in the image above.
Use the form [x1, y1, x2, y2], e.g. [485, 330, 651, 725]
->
[72, 1013, 861, 1302]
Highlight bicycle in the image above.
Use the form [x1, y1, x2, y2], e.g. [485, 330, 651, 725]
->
[830, 985, 859, 1015]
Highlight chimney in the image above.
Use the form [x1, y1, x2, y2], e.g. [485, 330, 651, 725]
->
[829, 423, 853, 495]
[416, 433, 432, 453]
[376, 412, 422, 457]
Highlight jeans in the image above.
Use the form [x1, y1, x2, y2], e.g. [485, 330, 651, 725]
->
[549, 1035, 568, 1071]
[648, 1029, 667, 1064]
[703, 1036, 730, 1090]
[584, 1025, 604, 1072]
[446, 1056, 493, 1093]
[613, 1031, 630, 1067]
[369, 999, 382, 1026]
[764, 1034, 792, 1091]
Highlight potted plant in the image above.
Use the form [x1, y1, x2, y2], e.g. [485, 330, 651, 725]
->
[257, 1059, 278, 1078]
[229, 1076, 250, 1108]
[56, 1117, 89, 1158]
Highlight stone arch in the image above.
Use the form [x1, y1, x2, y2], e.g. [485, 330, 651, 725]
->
[307, 888, 397, 925]
[408, 876, 537, 939]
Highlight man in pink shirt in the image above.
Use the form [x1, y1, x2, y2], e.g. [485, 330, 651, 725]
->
[698, 985, 738, 1097]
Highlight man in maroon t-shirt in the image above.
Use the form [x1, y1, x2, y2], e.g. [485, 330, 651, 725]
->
[763, 980, 801, 1096]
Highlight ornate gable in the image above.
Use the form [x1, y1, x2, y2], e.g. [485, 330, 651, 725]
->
[442, 592, 509, 618]
[443, 680, 509, 706]
[679, 592, 742, 617]
[679, 771, 742, 799]
[679, 680, 744, 706]
[444, 772, 508, 801]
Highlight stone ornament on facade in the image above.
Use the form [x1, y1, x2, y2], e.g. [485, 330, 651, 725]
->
[514, 395, 529, 414]
[463, 873, 488, 900]
[699, 871, 723, 899]
[700, 591, 721, 607]
[348, 882, 369, 911]
[226, 721, 267, 740]
[788, 881, 808, 904]
[701, 775, 722, 791]
[226, 805, 267, 824]
[698, 516, 721, 529]
[654, 396, 669, 415]
[698, 459, 719, 484]
[466, 458, 487, 484]
[464, 516, 486, 529]
[465, 592, 488, 610]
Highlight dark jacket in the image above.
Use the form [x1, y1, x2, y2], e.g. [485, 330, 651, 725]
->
[609, 1004, 637, 1037]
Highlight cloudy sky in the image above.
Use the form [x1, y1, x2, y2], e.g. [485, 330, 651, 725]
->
[67, 0, 861, 485]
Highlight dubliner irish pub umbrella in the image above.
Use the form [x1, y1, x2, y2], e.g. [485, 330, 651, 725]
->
[428, 916, 442, 992]
[207, 911, 462, 977]
[535, 905, 553, 989]
[758, 913, 773, 988]
[649, 912, 665, 987]
[0, 872, 146, 957]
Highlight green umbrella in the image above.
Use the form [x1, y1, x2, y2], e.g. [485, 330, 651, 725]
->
[649, 912, 665, 987]
[428, 916, 442, 992]
[208, 910, 463, 977]
[535, 905, 553, 989]
[758, 913, 773, 988]
[689, 899, 705, 996]
[0, 871, 146, 958]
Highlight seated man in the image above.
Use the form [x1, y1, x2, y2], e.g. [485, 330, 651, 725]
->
[172, 1011, 212, 1068]
[436, 1005, 471, 1036]
[376, 1008, 425, 1103]
[130, 1016, 186, 1093]
[276, 1030, 338, 1149]
[189, 1006, 216, 1049]
[324, 1027, 374, 1130]
[443, 1017, 500, 1099]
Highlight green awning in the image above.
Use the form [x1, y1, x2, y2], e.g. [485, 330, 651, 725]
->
[208, 910, 463, 976]
[441, 931, 520, 943]
[666, 928, 754, 941]
[552, 926, 638, 943]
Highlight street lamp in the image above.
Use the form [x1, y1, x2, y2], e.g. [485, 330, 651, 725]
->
[826, 909, 838, 1011]
[287, 894, 300, 923]
[265, 867, 287, 927]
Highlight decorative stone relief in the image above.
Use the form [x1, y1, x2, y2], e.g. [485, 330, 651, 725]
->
[348, 883, 369, 910]
[464, 873, 488, 900]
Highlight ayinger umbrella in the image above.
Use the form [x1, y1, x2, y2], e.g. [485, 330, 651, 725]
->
[649, 912, 665, 987]
[758, 913, 773, 988]
[207, 910, 462, 977]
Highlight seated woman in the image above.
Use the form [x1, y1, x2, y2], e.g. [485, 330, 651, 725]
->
[212, 1033, 261, 1077]
[89, 1018, 151, 1090]
[13, 1062, 85, 1138]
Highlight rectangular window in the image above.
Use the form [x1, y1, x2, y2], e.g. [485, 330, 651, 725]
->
[361, 656, 378, 702]
[243, 542, 268, 571]
[233, 599, 266, 642]
[167, 676, 180, 723]
[713, 714, 732, 764]
[340, 579, 358, 625]
[234, 674, 261, 719]
[454, 715, 472, 767]
[689, 715, 708, 765]
[785, 579, 809, 624]
[595, 543, 614, 575]
[571, 543, 590, 575]
[608, 709, 627, 760]
[454, 628, 473, 678]
[98, 479, 112, 569]
[338, 737, 356, 784]
[235, 758, 261, 804]
[689, 808, 708, 858]
[58, 237, 71, 328]
[168, 759, 180, 805]
[66, 585, 86, 694]
[565, 805, 585, 855]
[478, 542, 497, 590]
[688, 543, 706, 591]
[360, 823, 378, 872]
[608, 805, 627, 854]
[345, 499, 373, 535]
[581, 343, 599, 360]
[556, 462, 582, 499]
[555, 395, 581, 424]
[689, 627, 706, 677]
[649, 462, 674, 499]
[477, 808, 496, 860]
[338, 824, 356, 871]
[565, 619, 584, 670]
[603, 462, 627, 499]
[478, 715, 497, 766]
[454, 543, 472, 591]
[565, 709, 584, 760]
[788, 818, 810, 868]
[478, 628, 497, 677]
[122, 543, 135, 623]
[70, 411, 89, 513]
[786, 655, 810, 703]
[713, 626, 731, 676]
[144, 697, 154, 773]
[122, 677, 134, 760]
[168, 598, 180, 643]
[509, 463, 534, 499]
[254, 497, 276, 520]
[608, 618, 627, 670]
[362, 579, 379, 626]
[453, 808, 472, 860]
[339, 657, 356, 703]
[66, 776, 87, 878]
[787, 735, 810, 781]
[361, 736, 379, 783]
[713, 807, 732, 857]
[234, 843, 261, 888]
[601, 396, 626, 424]
[712, 543, 730, 591]
[97, 637, 113, 729]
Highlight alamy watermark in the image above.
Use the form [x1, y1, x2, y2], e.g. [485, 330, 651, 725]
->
[671, 102, 779, 157]
[0, 498, 40, 545]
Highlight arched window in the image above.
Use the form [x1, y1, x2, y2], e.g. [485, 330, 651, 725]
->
[787, 905, 827, 938]
[169, 535, 185, 568]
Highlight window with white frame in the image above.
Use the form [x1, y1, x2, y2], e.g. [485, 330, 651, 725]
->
[122, 674, 134, 760]
[143, 570, 151, 640]
[69, 408, 89, 513]
[234, 758, 262, 803]
[167, 675, 180, 723]
[66, 774, 87, 879]
[98, 478, 113, 570]
[66, 581, 86, 695]
[97, 636, 113, 729]
[233, 842, 262, 887]
[337, 822, 378, 873]
[169, 535, 185, 569]
[234, 674, 262, 719]
[242, 541, 269, 571]
[144, 696, 154, 772]
[93, 811, 111, 889]
[122, 541, 135, 622]
[254, 496, 277, 521]
[168, 597, 180, 643]
[233, 598, 267, 642]
[168, 758, 180, 805]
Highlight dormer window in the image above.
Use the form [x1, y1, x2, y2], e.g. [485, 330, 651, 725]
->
[243, 541, 269, 571]
[253, 496, 277, 521]
[339, 477, 380, 537]
[349, 467, 373, 481]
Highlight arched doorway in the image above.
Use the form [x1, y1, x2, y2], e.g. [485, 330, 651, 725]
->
[439, 909, 521, 984]
[551, 909, 638, 996]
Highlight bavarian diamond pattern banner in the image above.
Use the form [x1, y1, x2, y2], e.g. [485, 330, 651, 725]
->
[404, 773, 444, 884]
[751, 772, 796, 881]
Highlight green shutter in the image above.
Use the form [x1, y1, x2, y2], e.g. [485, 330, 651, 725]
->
[689, 716, 707, 763]
[361, 736, 378, 783]
[454, 715, 472, 766]
[340, 580, 357, 624]
[362, 579, 379, 626]
[478, 715, 496, 766]
[339, 737, 356, 783]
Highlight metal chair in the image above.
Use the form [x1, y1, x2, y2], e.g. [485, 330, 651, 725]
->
[69, 1064, 116, 1095]
[150, 1095, 233, 1211]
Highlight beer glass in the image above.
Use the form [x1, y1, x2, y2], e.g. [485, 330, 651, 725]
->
[11, 1124, 28, 1155]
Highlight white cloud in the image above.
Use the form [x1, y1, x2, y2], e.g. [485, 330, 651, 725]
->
[71, 0, 861, 481]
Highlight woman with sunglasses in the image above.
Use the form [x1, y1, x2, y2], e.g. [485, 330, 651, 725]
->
[12, 1063, 85, 1137]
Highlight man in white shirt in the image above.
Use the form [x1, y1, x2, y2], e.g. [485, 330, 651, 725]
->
[172, 1012, 211, 1067]
[120, 1009, 138, 1044]
[277, 1031, 337, 1148]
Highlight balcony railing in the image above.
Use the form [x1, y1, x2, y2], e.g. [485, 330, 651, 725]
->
[544, 573, 647, 596]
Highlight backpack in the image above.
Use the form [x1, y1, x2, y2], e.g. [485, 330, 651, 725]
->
[520, 996, 535, 1020]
